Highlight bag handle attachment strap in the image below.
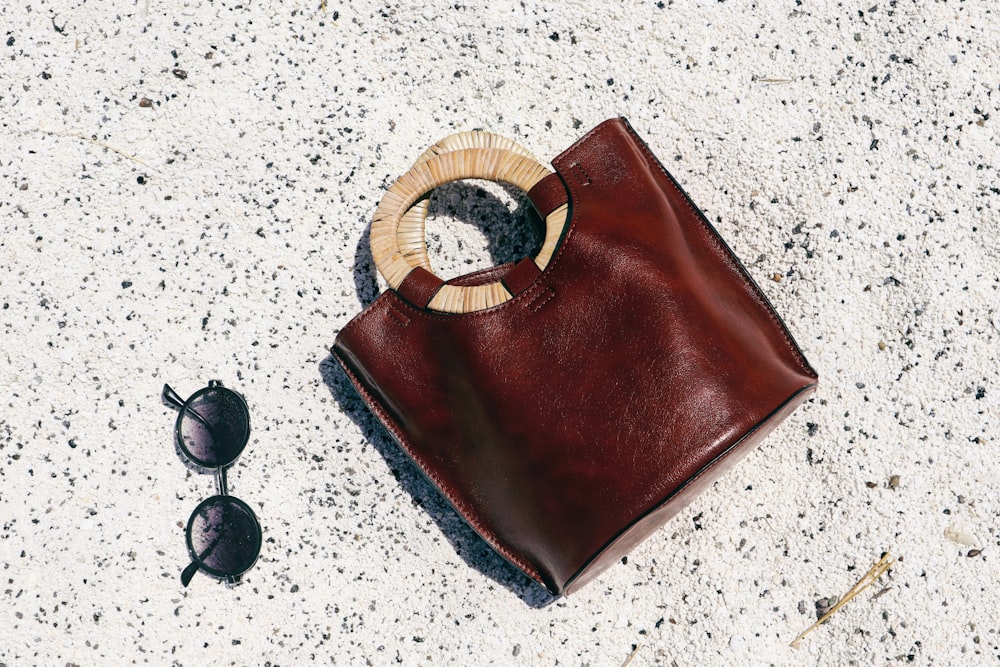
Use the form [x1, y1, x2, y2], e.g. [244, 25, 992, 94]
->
[372, 145, 569, 314]
[396, 266, 445, 309]
[500, 257, 543, 297]
[527, 173, 567, 219]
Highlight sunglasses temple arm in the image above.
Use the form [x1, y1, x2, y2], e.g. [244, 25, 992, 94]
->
[162, 384, 186, 410]
[162, 384, 218, 435]
[180, 532, 226, 587]
[181, 560, 200, 587]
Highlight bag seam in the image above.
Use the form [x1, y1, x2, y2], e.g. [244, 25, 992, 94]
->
[621, 121, 817, 379]
[562, 382, 817, 593]
[332, 352, 547, 587]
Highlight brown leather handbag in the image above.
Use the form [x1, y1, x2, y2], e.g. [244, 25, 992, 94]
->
[333, 118, 818, 595]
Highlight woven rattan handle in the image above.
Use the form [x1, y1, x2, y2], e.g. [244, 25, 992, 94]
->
[397, 131, 537, 273]
[371, 135, 568, 313]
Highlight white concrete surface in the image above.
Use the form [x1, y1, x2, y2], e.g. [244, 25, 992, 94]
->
[1, 1, 997, 665]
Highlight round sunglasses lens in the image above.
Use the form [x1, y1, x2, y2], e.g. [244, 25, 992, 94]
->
[178, 387, 249, 467]
[187, 496, 261, 577]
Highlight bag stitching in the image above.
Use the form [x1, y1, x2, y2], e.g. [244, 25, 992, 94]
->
[568, 162, 592, 186]
[387, 306, 411, 328]
[527, 287, 556, 312]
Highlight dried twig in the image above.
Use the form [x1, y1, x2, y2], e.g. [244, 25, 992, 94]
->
[758, 78, 794, 84]
[790, 552, 894, 649]
[620, 645, 641, 667]
[871, 585, 893, 600]
[33, 129, 151, 169]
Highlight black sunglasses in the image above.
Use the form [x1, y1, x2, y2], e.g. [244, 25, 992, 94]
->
[163, 380, 262, 587]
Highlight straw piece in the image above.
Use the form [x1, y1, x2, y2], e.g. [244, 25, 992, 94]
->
[790, 552, 895, 649]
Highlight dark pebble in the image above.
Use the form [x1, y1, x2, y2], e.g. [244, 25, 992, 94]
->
[172, 68, 188, 79]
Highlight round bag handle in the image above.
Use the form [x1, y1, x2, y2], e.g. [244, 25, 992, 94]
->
[371, 134, 568, 313]
[397, 131, 537, 273]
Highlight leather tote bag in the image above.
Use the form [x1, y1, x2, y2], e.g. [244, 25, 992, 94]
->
[333, 117, 818, 595]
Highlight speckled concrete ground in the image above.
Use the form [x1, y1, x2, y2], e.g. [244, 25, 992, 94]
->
[1, 1, 998, 665]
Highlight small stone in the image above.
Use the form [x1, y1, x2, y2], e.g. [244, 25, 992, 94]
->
[771, 273, 782, 282]
[865, 481, 877, 488]
[878, 341, 886, 350]
[815, 596, 837, 619]
[172, 68, 188, 79]
[944, 526, 976, 546]
[139, 97, 153, 107]
[967, 549, 982, 558]
[888, 475, 900, 489]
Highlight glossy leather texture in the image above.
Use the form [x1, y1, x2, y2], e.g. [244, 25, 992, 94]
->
[333, 118, 818, 595]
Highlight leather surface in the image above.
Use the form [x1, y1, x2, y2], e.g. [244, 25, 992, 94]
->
[334, 118, 818, 595]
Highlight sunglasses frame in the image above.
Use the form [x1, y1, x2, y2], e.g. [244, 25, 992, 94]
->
[163, 380, 262, 587]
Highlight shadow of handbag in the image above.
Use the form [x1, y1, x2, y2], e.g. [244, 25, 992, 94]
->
[333, 117, 818, 595]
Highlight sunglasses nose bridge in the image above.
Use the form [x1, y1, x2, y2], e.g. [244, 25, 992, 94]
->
[215, 465, 229, 497]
